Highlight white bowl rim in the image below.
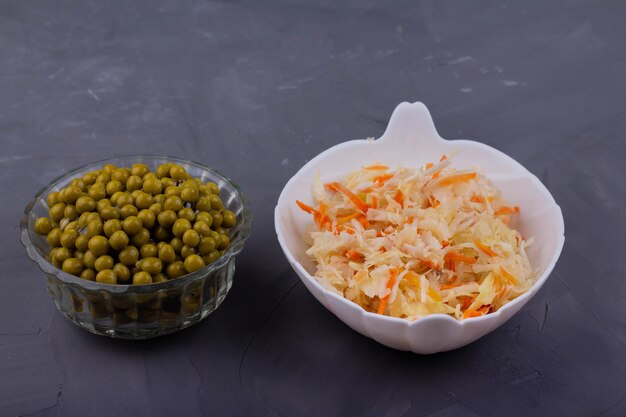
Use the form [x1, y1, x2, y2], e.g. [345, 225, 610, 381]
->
[275, 101, 565, 330]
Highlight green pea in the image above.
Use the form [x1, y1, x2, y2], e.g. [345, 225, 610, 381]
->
[118, 246, 139, 266]
[158, 244, 176, 263]
[137, 209, 156, 228]
[49, 203, 66, 222]
[94, 255, 114, 272]
[182, 229, 200, 247]
[140, 243, 158, 258]
[203, 250, 221, 265]
[63, 204, 78, 220]
[103, 219, 122, 238]
[34, 217, 53, 235]
[96, 269, 117, 284]
[88, 235, 109, 256]
[122, 216, 142, 235]
[109, 230, 129, 251]
[139, 257, 162, 275]
[47, 191, 62, 207]
[221, 210, 236, 228]
[184, 254, 205, 273]
[166, 261, 186, 279]
[75, 196, 96, 213]
[80, 268, 96, 281]
[197, 237, 216, 255]
[60, 229, 79, 249]
[157, 210, 177, 228]
[172, 218, 191, 238]
[177, 207, 195, 222]
[130, 228, 150, 247]
[113, 263, 131, 283]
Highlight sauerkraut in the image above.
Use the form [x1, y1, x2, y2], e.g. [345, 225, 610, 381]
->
[296, 156, 535, 320]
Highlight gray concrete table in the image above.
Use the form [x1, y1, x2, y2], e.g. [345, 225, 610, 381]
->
[1, 1, 625, 416]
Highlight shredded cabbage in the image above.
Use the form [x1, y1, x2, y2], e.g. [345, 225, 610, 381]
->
[296, 157, 535, 321]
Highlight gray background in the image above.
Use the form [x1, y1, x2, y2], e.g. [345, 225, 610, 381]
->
[1, 0, 625, 416]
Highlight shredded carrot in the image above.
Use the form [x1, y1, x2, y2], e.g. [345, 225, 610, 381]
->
[437, 172, 477, 186]
[498, 286, 508, 299]
[296, 200, 316, 214]
[357, 215, 370, 229]
[363, 164, 389, 170]
[441, 241, 450, 248]
[478, 305, 491, 314]
[431, 171, 441, 180]
[335, 226, 355, 235]
[439, 154, 448, 162]
[429, 195, 440, 208]
[458, 295, 474, 310]
[327, 182, 370, 213]
[494, 206, 520, 216]
[296, 200, 331, 230]
[336, 212, 361, 224]
[370, 195, 378, 208]
[444, 251, 477, 264]
[425, 162, 434, 170]
[500, 267, 518, 285]
[463, 308, 486, 319]
[373, 173, 394, 186]
[377, 269, 398, 314]
[421, 259, 439, 269]
[440, 283, 461, 290]
[393, 189, 404, 206]
[447, 259, 456, 272]
[471, 194, 494, 203]
[344, 249, 364, 262]
[475, 240, 498, 257]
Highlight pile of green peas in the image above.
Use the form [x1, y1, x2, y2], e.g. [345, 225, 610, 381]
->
[33, 162, 237, 285]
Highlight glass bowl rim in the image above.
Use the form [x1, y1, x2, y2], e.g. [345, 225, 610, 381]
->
[20, 155, 252, 293]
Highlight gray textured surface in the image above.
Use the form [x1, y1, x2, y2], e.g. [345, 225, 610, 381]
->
[1, 0, 625, 416]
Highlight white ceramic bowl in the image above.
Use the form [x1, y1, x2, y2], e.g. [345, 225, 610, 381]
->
[274, 102, 565, 354]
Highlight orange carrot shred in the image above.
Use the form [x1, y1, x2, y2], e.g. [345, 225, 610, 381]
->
[440, 154, 448, 162]
[329, 182, 370, 212]
[425, 162, 434, 170]
[363, 164, 389, 170]
[344, 249, 364, 262]
[500, 267, 518, 285]
[440, 283, 460, 290]
[444, 252, 477, 264]
[373, 173, 394, 186]
[377, 269, 398, 315]
[393, 189, 404, 206]
[357, 215, 370, 229]
[336, 212, 361, 224]
[494, 206, 520, 216]
[370, 196, 378, 208]
[437, 172, 477, 186]
[475, 241, 498, 257]
[458, 295, 474, 310]
[447, 259, 456, 272]
[296, 200, 316, 214]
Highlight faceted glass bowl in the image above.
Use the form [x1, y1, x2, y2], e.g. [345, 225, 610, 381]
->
[20, 156, 252, 339]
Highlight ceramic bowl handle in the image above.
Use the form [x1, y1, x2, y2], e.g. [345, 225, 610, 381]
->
[377, 102, 443, 150]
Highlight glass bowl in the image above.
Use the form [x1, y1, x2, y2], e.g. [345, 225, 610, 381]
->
[20, 156, 252, 339]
